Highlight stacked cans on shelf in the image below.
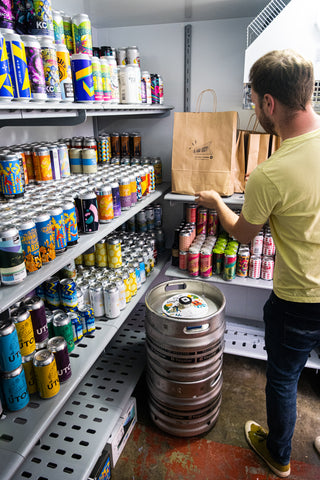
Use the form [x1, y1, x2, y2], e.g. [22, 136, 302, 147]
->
[0, 293, 74, 412]
[172, 203, 276, 281]
[0, 162, 157, 286]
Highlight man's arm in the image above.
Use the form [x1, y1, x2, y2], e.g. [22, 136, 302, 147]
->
[195, 190, 264, 244]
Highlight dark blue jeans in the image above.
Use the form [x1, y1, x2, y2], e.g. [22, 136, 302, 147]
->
[264, 291, 320, 465]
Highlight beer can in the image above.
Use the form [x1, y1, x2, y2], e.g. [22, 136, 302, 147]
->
[97, 134, 111, 164]
[110, 132, 120, 157]
[251, 232, 264, 256]
[56, 43, 74, 102]
[52, 9, 65, 45]
[114, 277, 126, 310]
[56, 143, 70, 177]
[83, 245, 95, 266]
[44, 276, 60, 308]
[91, 55, 103, 102]
[119, 64, 141, 104]
[79, 190, 99, 233]
[25, 296, 48, 347]
[72, 13, 92, 56]
[116, 47, 126, 65]
[0, 224, 26, 285]
[187, 246, 200, 277]
[34, 212, 56, 264]
[107, 236, 122, 269]
[261, 255, 274, 281]
[95, 184, 113, 223]
[4, 31, 31, 100]
[179, 250, 188, 270]
[150, 156, 162, 185]
[126, 46, 140, 66]
[128, 264, 137, 297]
[236, 250, 250, 277]
[223, 253, 237, 281]
[95, 239, 108, 267]
[0, 153, 24, 198]
[60, 278, 78, 310]
[52, 311, 74, 353]
[207, 209, 219, 236]
[69, 147, 82, 174]
[62, 14, 73, 53]
[81, 148, 97, 174]
[33, 145, 53, 182]
[248, 255, 262, 279]
[22, 352, 37, 395]
[68, 311, 83, 344]
[11, 306, 35, 357]
[151, 74, 160, 104]
[200, 247, 213, 278]
[197, 208, 208, 235]
[1, 364, 29, 411]
[22, 146, 35, 183]
[33, 349, 60, 399]
[21, 35, 46, 101]
[103, 282, 120, 319]
[111, 180, 122, 217]
[0, 31, 13, 100]
[47, 336, 72, 383]
[140, 167, 148, 197]
[18, 218, 42, 274]
[0, 320, 21, 372]
[39, 36, 61, 101]
[185, 203, 197, 224]
[179, 229, 192, 252]
[263, 234, 276, 256]
[89, 283, 104, 317]
[71, 53, 94, 102]
[137, 255, 146, 284]
[27, 0, 54, 38]
[119, 175, 132, 210]
[48, 205, 67, 253]
[129, 132, 141, 157]
[63, 201, 79, 247]
[100, 57, 111, 102]
[78, 304, 95, 334]
[0, 1, 14, 30]
[11, 146, 28, 187]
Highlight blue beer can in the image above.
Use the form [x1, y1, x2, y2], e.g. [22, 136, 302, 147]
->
[44, 276, 61, 308]
[0, 153, 24, 198]
[63, 201, 79, 246]
[57, 143, 70, 177]
[4, 30, 31, 100]
[48, 205, 67, 254]
[0, 31, 13, 100]
[68, 311, 83, 344]
[71, 53, 94, 102]
[78, 304, 95, 334]
[17, 218, 42, 274]
[60, 278, 78, 309]
[1, 364, 30, 411]
[110, 180, 122, 217]
[0, 321, 21, 372]
[34, 212, 56, 264]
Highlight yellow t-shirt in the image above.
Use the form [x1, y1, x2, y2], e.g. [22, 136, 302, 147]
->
[242, 128, 320, 302]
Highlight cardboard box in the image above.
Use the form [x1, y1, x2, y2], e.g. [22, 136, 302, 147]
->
[107, 397, 137, 467]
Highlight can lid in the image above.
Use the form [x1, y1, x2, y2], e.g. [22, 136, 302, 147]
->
[33, 349, 54, 366]
[0, 320, 15, 336]
[47, 336, 67, 353]
[162, 293, 209, 319]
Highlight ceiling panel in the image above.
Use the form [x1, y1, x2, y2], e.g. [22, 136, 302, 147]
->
[53, 0, 271, 28]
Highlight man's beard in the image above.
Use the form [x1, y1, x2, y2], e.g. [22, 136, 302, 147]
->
[258, 107, 278, 136]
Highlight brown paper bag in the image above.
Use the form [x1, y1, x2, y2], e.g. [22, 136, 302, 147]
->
[233, 130, 246, 193]
[171, 89, 238, 197]
[245, 114, 271, 176]
[269, 134, 282, 156]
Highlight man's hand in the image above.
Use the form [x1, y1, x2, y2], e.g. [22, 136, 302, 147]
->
[195, 190, 220, 210]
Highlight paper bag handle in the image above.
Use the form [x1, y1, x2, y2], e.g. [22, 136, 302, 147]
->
[195, 89, 217, 113]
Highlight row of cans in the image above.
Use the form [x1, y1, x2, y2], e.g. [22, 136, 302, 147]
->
[93, 45, 140, 67]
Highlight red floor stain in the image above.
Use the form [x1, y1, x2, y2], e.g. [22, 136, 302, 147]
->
[121, 424, 320, 480]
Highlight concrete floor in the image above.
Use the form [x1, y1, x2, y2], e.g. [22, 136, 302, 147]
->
[111, 353, 320, 480]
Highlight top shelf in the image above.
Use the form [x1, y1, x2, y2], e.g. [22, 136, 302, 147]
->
[164, 192, 245, 206]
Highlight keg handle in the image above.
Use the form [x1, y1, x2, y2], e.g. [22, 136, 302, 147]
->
[164, 282, 187, 292]
[183, 323, 209, 334]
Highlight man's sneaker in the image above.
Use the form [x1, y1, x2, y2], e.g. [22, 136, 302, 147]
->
[245, 420, 291, 478]
[314, 436, 320, 455]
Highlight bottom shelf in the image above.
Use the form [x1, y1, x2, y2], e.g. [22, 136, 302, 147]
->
[225, 316, 320, 370]
[14, 304, 147, 480]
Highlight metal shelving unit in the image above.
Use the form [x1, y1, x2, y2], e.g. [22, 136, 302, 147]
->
[164, 192, 245, 207]
[0, 183, 169, 313]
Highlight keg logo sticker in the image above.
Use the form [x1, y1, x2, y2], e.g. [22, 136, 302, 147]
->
[162, 293, 208, 318]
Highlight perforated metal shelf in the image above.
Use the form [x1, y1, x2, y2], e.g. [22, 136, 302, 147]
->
[13, 305, 146, 480]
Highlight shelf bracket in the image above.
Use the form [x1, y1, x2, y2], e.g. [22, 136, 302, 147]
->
[0, 109, 87, 128]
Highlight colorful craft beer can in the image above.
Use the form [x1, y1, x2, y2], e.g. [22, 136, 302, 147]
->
[223, 253, 237, 281]
[69, 311, 83, 344]
[21, 35, 46, 101]
[78, 304, 95, 334]
[22, 352, 37, 394]
[47, 143, 60, 179]
[0, 153, 24, 197]
[62, 14, 73, 53]
[60, 278, 78, 309]
[63, 201, 79, 247]
[0, 224, 26, 285]
[44, 276, 60, 307]
[56, 43, 74, 102]
[52, 9, 65, 45]
[111, 180, 122, 217]
[107, 236, 122, 269]
[187, 246, 200, 277]
[95, 238, 108, 267]
[81, 148, 97, 174]
[236, 250, 250, 277]
[248, 255, 262, 279]
[25, 296, 48, 347]
[119, 175, 132, 210]
[200, 247, 212, 277]
[11, 306, 35, 357]
[39, 36, 61, 101]
[53, 311, 74, 353]
[47, 336, 71, 383]
[251, 232, 264, 256]
[71, 53, 94, 102]
[17, 218, 42, 274]
[0, 320, 21, 372]
[0, 31, 13, 100]
[72, 13, 92, 56]
[57, 143, 71, 177]
[197, 208, 207, 235]
[33, 146, 53, 182]
[1, 364, 29, 411]
[48, 206, 67, 254]
[27, 0, 54, 38]
[33, 349, 60, 399]
[0, 0, 14, 30]
[91, 55, 103, 101]
[79, 191, 99, 233]
[4, 31, 31, 100]
[97, 134, 111, 163]
[34, 212, 56, 263]
[95, 184, 114, 223]
[261, 255, 274, 281]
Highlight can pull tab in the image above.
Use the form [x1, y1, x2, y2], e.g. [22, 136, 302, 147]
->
[179, 296, 192, 307]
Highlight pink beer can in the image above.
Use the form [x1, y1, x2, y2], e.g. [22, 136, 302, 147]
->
[263, 234, 276, 256]
[207, 209, 219, 236]
[261, 255, 274, 280]
[185, 203, 197, 224]
[187, 246, 200, 277]
[200, 247, 212, 278]
[196, 208, 207, 235]
[248, 255, 261, 279]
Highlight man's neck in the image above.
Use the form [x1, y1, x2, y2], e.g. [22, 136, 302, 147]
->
[277, 104, 320, 140]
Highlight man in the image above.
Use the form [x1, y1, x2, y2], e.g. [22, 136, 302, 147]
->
[195, 49, 320, 478]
